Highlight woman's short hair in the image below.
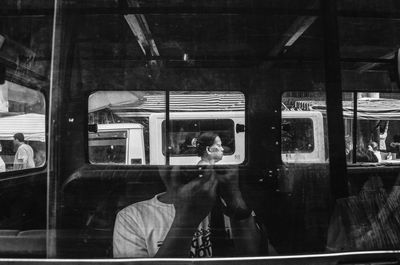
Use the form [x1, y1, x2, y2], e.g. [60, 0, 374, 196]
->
[196, 132, 219, 157]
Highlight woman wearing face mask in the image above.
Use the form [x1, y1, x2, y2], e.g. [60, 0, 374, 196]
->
[196, 132, 224, 165]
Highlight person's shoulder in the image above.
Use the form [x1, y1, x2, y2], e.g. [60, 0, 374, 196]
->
[197, 160, 209, 165]
[117, 196, 158, 219]
[22, 143, 33, 150]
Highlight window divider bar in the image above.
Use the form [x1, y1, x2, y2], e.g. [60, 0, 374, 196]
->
[321, 0, 349, 201]
[352, 92, 358, 164]
[165, 89, 170, 166]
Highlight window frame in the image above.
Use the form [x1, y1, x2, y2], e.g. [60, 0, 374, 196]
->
[0, 83, 48, 178]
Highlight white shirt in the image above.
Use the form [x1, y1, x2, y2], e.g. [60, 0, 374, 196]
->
[0, 156, 5, 172]
[373, 150, 382, 162]
[113, 193, 212, 258]
[13, 143, 35, 170]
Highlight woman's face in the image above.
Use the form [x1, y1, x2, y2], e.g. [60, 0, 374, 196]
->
[209, 136, 224, 162]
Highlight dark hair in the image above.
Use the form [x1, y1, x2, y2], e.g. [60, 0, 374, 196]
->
[196, 132, 219, 157]
[13, 133, 24, 142]
[355, 145, 378, 162]
[394, 135, 400, 143]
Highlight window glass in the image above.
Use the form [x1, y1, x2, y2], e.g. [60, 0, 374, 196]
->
[88, 91, 165, 165]
[0, 1, 52, 259]
[88, 91, 244, 165]
[162, 119, 235, 156]
[281, 92, 329, 164]
[335, 9, 400, 252]
[341, 92, 400, 165]
[54, 0, 335, 260]
[0, 81, 46, 173]
[284, 90, 400, 252]
[282, 118, 314, 153]
[89, 131, 127, 164]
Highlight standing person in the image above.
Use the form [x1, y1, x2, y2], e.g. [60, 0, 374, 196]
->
[379, 121, 389, 151]
[0, 143, 5, 172]
[345, 135, 353, 162]
[113, 132, 262, 258]
[13, 133, 35, 170]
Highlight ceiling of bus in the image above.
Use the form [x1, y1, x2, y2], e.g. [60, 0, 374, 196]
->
[1, 0, 400, 90]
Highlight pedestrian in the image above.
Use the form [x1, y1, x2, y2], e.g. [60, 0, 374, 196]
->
[13, 133, 35, 170]
[0, 143, 5, 172]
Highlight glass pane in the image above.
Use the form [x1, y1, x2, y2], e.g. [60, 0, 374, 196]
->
[281, 91, 329, 164]
[0, 82, 46, 172]
[342, 92, 400, 165]
[0, 0, 52, 259]
[89, 131, 127, 164]
[282, 118, 314, 153]
[163, 91, 245, 165]
[164, 119, 235, 156]
[88, 91, 165, 165]
[54, 0, 326, 259]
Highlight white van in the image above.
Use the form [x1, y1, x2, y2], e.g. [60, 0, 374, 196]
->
[88, 123, 145, 165]
[88, 111, 326, 165]
[281, 111, 326, 163]
[149, 111, 245, 165]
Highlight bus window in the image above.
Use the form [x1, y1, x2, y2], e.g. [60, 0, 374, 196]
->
[88, 91, 165, 165]
[0, 1, 51, 259]
[281, 92, 328, 164]
[282, 118, 314, 153]
[89, 131, 127, 164]
[162, 119, 236, 156]
[88, 91, 245, 165]
[292, 91, 400, 165]
[0, 82, 46, 173]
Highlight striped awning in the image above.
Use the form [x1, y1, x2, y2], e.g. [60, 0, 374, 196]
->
[109, 93, 245, 118]
[0, 113, 45, 142]
[299, 98, 400, 120]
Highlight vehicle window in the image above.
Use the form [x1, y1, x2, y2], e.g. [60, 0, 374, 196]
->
[88, 91, 165, 165]
[291, 91, 400, 165]
[162, 119, 236, 156]
[67, 0, 330, 258]
[0, 1, 52, 259]
[0, 81, 46, 173]
[88, 91, 245, 165]
[282, 118, 314, 153]
[89, 131, 127, 164]
[281, 92, 329, 164]
[341, 92, 400, 165]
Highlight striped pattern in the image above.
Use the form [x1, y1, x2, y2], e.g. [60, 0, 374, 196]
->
[296, 98, 400, 120]
[109, 93, 245, 118]
[0, 113, 45, 142]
